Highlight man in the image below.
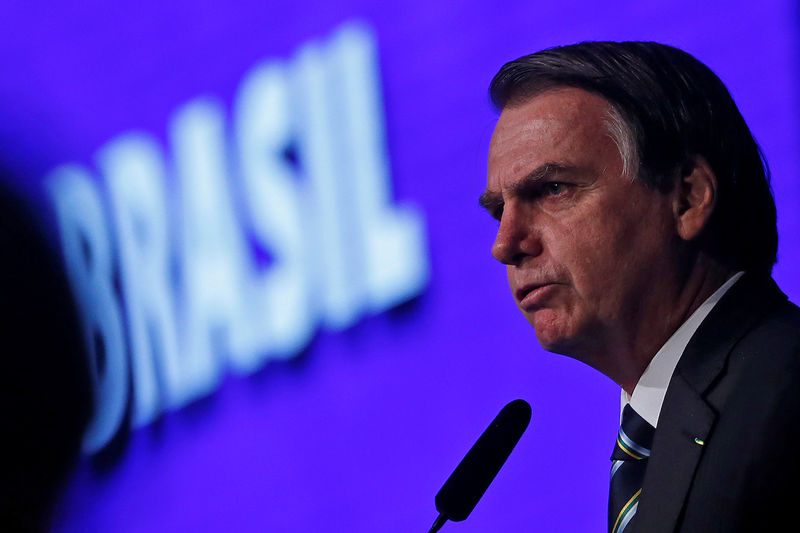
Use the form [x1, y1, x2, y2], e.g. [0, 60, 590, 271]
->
[481, 42, 800, 532]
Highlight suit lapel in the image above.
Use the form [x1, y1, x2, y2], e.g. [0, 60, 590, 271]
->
[634, 274, 786, 533]
[635, 375, 713, 533]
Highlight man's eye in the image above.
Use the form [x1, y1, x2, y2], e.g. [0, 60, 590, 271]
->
[492, 205, 504, 221]
[543, 182, 565, 196]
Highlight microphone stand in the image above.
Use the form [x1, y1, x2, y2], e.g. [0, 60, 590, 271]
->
[427, 514, 447, 533]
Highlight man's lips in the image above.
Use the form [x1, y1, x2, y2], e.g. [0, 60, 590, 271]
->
[515, 283, 557, 310]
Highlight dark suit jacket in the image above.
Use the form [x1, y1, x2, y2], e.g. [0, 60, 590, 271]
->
[635, 273, 800, 532]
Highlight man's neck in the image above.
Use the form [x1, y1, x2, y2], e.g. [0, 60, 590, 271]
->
[622, 271, 744, 427]
[616, 257, 737, 394]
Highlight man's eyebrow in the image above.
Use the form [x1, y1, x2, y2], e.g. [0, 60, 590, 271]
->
[478, 190, 502, 212]
[479, 163, 571, 212]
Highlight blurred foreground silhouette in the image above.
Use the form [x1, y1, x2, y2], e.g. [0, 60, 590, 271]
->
[0, 177, 93, 532]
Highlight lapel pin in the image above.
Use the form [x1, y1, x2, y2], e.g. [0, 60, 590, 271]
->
[694, 437, 705, 446]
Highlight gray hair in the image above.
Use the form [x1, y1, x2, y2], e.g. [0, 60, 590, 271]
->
[603, 105, 638, 180]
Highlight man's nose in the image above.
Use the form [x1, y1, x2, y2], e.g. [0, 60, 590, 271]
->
[491, 204, 541, 265]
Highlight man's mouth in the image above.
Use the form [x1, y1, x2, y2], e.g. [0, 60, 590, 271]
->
[515, 283, 557, 310]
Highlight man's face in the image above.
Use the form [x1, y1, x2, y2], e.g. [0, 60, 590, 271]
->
[483, 87, 680, 372]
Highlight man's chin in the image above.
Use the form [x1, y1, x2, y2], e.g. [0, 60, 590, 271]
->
[530, 319, 572, 354]
[526, 309, 583, 355]
[534, 331, 576, 355]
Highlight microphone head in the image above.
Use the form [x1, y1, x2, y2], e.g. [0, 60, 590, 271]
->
[435, 399, 531, 522]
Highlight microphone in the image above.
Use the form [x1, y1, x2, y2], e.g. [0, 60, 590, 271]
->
[428, 399, 531, 533]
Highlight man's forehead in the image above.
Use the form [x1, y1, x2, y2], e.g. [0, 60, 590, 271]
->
[487, 88, 616, 188]
[491, 87, 612, 144]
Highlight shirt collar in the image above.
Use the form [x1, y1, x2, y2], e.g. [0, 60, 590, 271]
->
[621, 272, 744, 427]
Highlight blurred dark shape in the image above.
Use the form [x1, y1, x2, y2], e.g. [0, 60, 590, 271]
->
[0, 176, 93, 532]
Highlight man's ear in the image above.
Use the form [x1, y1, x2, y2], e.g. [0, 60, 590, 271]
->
[674, 156, 717, 241]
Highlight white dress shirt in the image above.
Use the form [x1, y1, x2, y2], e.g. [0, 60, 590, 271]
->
[621, 272, 744, 427]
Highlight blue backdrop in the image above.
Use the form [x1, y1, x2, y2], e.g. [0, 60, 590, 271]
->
[1, 1, 798, 531]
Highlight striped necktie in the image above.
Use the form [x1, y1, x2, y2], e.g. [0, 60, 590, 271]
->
[609, 404, 655, 533]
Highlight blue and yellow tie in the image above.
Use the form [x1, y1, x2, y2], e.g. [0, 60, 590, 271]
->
[609, 405, 655, 533]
